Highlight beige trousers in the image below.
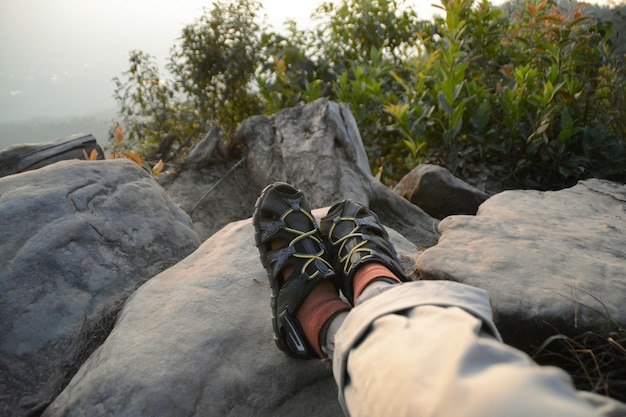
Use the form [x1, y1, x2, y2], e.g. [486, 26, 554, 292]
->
[332, 281, 626, 417]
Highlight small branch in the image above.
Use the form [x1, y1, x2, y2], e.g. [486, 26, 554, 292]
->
[189, 158, 246, 215]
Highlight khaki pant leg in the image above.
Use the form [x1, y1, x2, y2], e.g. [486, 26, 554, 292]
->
[332, 281, 626, 417]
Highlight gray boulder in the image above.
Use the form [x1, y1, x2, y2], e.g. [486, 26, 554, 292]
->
[180, 127, 221, 169]
[416, 178, 626, 351]
[237, 98, 374, 207]
[393, 164, 490, 219]
[0, 159, 200, 417]
[165, 97, 441, 247]
[237, 97, 441, 248]
[163, 152, 253, 242]
[43, 210, 419, 417]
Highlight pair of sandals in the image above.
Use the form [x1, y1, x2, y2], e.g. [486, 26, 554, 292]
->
[253, 182, 409, 359]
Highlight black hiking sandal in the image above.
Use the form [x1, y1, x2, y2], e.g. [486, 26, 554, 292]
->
[253, 182, 335, 359]
[320, 199, 410, 305]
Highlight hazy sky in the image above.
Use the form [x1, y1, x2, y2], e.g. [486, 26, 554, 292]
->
[0, 0, 613, 123]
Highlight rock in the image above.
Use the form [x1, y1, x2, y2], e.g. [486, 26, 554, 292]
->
[181, 127, 221, 169]
[236, 97, 440, 248]
[43, 209, 419, 417]
[0, 134, 105, 178]
[164, 98, 440, 246]
[416, 178, 626, 351]
[163, 158, 254, 242]
[0, 159, 200, 417]
[238, 98, 372, 207]
[393, 164, 490, 219]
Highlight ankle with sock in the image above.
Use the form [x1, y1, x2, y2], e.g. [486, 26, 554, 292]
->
[352, 263, 402, 304]
[296, 280, 351, 358]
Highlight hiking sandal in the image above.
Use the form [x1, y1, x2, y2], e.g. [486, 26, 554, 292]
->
[320, 199, 410, 305]
[253, 182, 335, 359]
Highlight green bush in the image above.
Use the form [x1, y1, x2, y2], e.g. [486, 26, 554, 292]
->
[168, 0, 264, 135]
[260, 0, 423, 178]
[385, 0, 626, 188]
[112, 0, 264, 161]
[257, 21, 328, 112]
[113, 50, 178, 158]
[112, 0, 626, 189]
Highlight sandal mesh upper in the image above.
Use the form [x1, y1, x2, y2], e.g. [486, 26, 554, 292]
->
[320, 199, 409, 304]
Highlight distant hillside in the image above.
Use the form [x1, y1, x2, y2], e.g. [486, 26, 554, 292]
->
[0, 110, 114, 152]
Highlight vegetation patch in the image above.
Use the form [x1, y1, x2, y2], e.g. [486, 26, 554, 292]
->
[534, 329, 626, 401]
[112, 0, 626, 191]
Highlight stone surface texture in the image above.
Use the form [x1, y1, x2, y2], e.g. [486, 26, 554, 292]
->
[0, 159, 200, 417]
[43, 211, 419, 417]
[417, 178, 626, 350]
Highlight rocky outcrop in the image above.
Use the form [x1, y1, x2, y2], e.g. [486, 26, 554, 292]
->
[164, 98, 441, 246]
[237, 98, 441, 248]
[0, 159, 200, 417]
[417, 178, 626, 351]
[1, 98, 624, 416]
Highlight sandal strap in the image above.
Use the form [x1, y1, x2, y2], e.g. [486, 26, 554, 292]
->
[257, 217, 287, 243]
[267, 245, 296, 279]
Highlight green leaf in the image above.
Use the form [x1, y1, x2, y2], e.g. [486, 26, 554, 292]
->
[438, 91, 453, 115]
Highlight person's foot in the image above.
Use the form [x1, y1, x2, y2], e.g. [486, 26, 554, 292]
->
[320, 199, 410, 305]
[253, 182, 345, 359]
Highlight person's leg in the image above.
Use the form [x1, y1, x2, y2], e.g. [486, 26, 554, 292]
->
[334, 280, 626, 417]
[320, 264, 400, 358]
[254, 188, 626, 416]
[318, 200, 626, 417]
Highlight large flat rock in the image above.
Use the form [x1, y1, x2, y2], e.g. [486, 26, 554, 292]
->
[44, 210, 419, 417]
[417, 179, 626, 350]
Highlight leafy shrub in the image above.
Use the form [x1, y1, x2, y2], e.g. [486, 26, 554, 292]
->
[112, 0, 626, 189]
[113, 50, 178, 159]
[112, 0, 264, 162]
[257, 21, 328, 112]
[168, 0, 264, 135]
[386, 0, 626, 188]
[255, 0, 420, 178]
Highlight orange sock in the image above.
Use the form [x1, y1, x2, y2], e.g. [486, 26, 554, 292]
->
[296, 280, 351, 358]
[352, 263, 402, 303]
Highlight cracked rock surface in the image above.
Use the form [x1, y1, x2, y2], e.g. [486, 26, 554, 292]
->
[0, 159, 199, 417]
